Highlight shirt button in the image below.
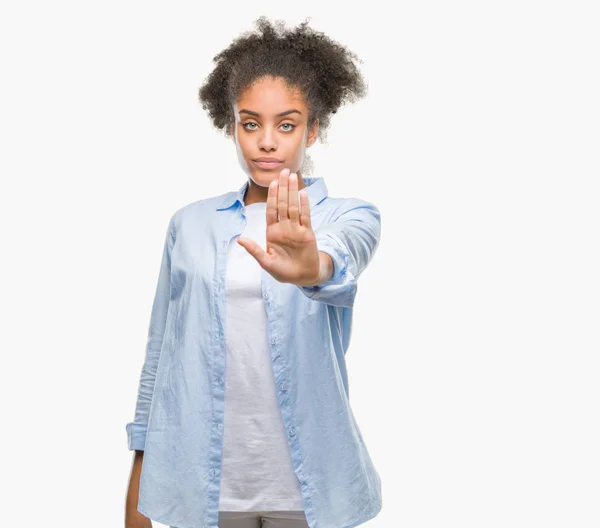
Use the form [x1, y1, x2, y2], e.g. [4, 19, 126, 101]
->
[279, 383, 285, 391]
[211, 468, 219, 476]
[263, 292, 268, 300]
[271, 337, 276, 345]
[289, 426, 296, 436]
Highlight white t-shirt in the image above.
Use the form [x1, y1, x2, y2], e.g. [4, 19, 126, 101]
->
[218, 201, 305, 512]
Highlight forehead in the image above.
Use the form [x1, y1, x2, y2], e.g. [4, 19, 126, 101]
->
[234, 77, 307, 114]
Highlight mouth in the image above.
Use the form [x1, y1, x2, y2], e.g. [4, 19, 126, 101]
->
[253, 159, 284, 169]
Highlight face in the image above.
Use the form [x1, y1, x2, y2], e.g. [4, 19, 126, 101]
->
[230, 76, 318, 188]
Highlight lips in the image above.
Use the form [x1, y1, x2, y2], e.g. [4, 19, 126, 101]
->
[253, 159, 284, 169]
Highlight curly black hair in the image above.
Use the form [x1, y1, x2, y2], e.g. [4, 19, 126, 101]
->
[198, 16, 368, 172]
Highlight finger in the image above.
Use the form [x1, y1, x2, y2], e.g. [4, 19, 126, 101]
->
[237, 236, 269, 268]
[277, 168, 289, 220]
[288, 172, 299, 225]
[266, 179, 278, 227]
[299, 189, 311, 229]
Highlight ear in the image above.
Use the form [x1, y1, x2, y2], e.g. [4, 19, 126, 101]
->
[306, 118, 319, 148]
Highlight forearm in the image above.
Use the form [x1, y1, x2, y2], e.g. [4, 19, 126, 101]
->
[125, 451, 151, 528]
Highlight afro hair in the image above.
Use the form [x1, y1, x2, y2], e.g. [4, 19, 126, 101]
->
[198, 16, 368, 160]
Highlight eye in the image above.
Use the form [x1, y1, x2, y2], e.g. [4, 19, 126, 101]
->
[242, 122, 296, 132]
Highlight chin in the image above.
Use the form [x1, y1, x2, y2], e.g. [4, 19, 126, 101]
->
[249, 172, 277, 187]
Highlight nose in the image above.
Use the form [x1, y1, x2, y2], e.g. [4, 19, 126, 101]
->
[258, 128, 277, 151]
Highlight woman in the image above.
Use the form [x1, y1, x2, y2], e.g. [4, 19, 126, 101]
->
[125, 17, 382, 528]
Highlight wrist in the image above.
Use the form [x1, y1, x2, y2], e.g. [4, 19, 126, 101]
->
[304, 252, 333, 287]
[318, 252, 334, 284]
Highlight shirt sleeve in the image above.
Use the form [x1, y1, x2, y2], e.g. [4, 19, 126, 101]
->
[297, 199, 381, 308]
[125, 214, 176, 451]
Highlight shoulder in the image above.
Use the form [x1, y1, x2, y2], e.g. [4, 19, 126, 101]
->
[168, 192, 232, 232]
[320, 195, 381, 222]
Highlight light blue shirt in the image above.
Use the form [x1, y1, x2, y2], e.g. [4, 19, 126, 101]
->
[126, 176, 383, 528]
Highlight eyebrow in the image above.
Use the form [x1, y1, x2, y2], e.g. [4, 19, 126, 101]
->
[238, 109, 302, 118]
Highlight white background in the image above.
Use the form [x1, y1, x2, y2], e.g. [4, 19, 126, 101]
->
[2, 1, 599, 527]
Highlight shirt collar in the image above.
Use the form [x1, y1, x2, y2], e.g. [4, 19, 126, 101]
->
[216, 176, 329, 211]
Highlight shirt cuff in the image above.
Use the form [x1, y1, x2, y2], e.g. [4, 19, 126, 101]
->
[126, 422, 147, 451]
[299, 233, 357, 308]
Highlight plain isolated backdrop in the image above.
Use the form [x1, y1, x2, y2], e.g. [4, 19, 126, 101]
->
[1, 2, 599, 527]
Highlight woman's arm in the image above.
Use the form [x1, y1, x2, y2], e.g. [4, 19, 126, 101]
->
[125, 451, 152, 528]
[297, 199, 381, 308]
[236, 171, 381, 309]
[125, 214, 176, 451]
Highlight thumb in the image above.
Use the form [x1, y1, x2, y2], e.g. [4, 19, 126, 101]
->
[237, 236, 268, 267]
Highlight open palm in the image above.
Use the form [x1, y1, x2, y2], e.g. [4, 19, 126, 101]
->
[236, 168, 322, 286]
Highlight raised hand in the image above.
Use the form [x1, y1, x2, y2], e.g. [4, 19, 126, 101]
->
[236, 168, 323, 286]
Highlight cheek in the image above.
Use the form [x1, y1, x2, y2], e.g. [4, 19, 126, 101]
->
[294, 134, 308, 159]
[238, 135, 256, 156]
[234, 141, 247, 164]
[233, 132, 249, 155]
